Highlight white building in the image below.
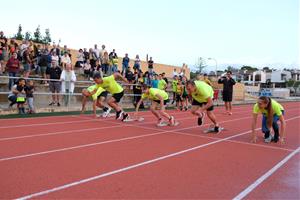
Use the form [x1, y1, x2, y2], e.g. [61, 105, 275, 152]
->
[270, 70, 292, 83]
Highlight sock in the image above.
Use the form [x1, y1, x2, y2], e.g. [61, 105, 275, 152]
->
[103, 107, 108, 112]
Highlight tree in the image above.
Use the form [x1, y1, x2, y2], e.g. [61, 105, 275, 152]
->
[43, 28, 52, 44]
[24, 31, 32, 41]
[15, 24, 24, 40]
[195, 57, 207, 74]
[241, 65, 258, 72]
[33, 25, 42, 43]
[286, 80, 300, 95]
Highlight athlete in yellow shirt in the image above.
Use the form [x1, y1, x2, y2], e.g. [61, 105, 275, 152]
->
[93, 72, 130, 121]
[251, 96, 286, 144]
[186, 80, 220, 133]
[81, 85, 111, 118]
[135, 85, 176, 126]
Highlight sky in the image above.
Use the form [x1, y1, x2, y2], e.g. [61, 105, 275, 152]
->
[1, 0, 299, 71]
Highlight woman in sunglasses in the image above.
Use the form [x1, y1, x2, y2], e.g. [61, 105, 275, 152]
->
[251, 96, 286, 144]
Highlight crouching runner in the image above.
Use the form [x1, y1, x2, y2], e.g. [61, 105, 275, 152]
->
[186, 80, 221, 133]
[81, 85, 111, 118]
[135, 85, 177, 126]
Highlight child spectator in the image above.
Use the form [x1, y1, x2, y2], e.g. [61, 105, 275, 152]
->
[25, 80, 35, 114]
[151, 74, 159, 88]
[12, 78, 26, 114]
[83, 59, 91, 79]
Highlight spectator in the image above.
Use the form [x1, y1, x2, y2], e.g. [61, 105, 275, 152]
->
[151, 74, 159, 88]
[218, 71, 236, 115]
[13, 78, 26, 114]
[102, 51, 110, 75]
[203, 73, 212, 86]
[22, 48, 32, 78]
[133, 71, 144, 108]
[89, 48, 97, 71]
[25, 80, 35, 114]
[148, 57, 154, 75]
[60, 45, 68, 57]
[94, 44, 100, 61]
[99, 44, 107, 63]
[109, 49, 118, 73]
[47, 61, 62, 106]
[83, 59, 92, 79]
[161, 72, 169, 85]
[60, 63, 76, 106]
[75, 49, 84, 68]
[133, 55, 141, 72]
[38, 51, 49, 85]
[158, 74, 167, 90]
[122, 53, 130, 75]
[125, 67, 134, 83]
[6, 52, 20, 90]
[173, 68, 178, 77]
[0, 31, 6, 40]
[8, 80, 19, 108]
[50, 44, 60, 55]
[61, 51, 71, 69]
[51, 50, 59, 67]
[171, 75, 179, 104]
[83, 48, 89, 63]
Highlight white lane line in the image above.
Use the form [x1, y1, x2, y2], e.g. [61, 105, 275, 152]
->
[0, 125, 124, 141]
[14, 116, 300, 199]
[1, 109, 254, 141]
[0, 106, 255, 129]
[0, 115, 253, 161]
[233, 146, 300, 200]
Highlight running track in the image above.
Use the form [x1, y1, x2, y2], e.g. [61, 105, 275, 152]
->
[0, 102, 299, 199]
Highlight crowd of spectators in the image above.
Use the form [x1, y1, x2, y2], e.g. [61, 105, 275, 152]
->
[0, 31, 189, 114]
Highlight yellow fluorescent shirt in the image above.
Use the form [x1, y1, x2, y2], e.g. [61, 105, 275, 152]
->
[191, 81, 214, 103]
[158, 79, 167, 90]
[87, 85, 106, 101]
[96, 75, 123, 94]
[253, 99, 284, 116]
[142, 88, 168, 101]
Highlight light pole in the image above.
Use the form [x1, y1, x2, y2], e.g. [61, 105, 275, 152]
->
[208, 57, 218, 77]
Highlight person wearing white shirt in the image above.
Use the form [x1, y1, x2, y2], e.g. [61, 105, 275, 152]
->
[60, 63, 76, 106]
[61, 52, 71, 69]
[173, 68, 178, 77]
[93, 44, 100, 60]
[51, 51, 59, 67]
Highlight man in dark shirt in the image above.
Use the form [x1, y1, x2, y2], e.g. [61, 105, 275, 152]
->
[46, 61, 62, 106]
[218, 71, 236, 115]
[148, 57, 154, 74]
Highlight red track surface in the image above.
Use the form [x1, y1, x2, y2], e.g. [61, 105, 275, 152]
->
[0, 102, 299, 199]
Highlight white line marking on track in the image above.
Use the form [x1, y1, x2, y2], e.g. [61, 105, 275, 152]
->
[0, 116, 252, 161]
[233, 146, 300, 200]
[15, 116, 300, 200]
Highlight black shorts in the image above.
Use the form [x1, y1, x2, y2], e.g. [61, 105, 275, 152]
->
[192, 99, 214, 111]
[97, 91, 108, 99]
[112, 91, 124, 103]
[153, 99, 169, 105]
[222, 91, 233, 102]
[176, 94, 183, 102]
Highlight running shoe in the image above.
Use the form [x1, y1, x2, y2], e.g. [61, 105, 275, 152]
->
[169, 116, 175, 126]
[264, 134, 273, 143]
[102, 107, 112, 118]
[116, 111, 124, 120]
